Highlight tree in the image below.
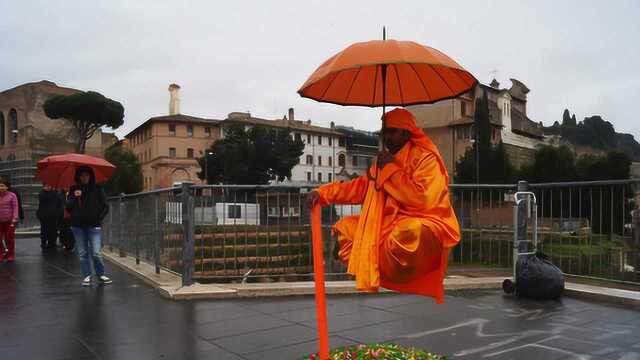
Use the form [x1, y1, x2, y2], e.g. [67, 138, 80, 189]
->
[454, 90, 516, 184]
[197, 123, 304, 185]
[43, 91, 125, 153]
[103, 142, 143, 196]
[518, 145, 576, 183]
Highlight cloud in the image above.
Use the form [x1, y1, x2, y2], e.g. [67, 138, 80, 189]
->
[1, 0, 638, 140]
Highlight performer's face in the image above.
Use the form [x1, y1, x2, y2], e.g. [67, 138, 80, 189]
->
[384, 127, 411, 154]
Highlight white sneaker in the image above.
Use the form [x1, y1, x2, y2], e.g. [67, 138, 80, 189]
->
[99, 275, 113, 285]
[82, 276, 91, 287]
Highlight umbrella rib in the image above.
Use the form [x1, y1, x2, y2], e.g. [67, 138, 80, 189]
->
[319, 72, 340, 101]
[452, 68, 475, 88]
[431, 65, 456, 95]
[343, 67, 362, 103]
[371, 64, 379, 105]
[409, 63, 432, 101]
[393, 64, 405, 105]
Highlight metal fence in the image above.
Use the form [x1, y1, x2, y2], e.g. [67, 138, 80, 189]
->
[102, 180, 640, 286]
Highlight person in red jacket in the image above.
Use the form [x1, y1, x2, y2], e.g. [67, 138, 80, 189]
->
[0, 178, 19, 262]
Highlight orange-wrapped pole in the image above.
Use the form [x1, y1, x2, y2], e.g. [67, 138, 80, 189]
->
[311, 204, 330, 359]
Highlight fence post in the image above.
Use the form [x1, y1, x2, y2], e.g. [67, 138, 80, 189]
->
[119, 193, 126, 257]
[154, 193, 160, 274]
[633, 191, 640, 275]
[182, 183, 195, 286]
[135, 197, 140, 265]
[517, 180, 530, 253]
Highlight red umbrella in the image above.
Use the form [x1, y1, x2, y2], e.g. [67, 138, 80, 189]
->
[36, 153, 116, 189]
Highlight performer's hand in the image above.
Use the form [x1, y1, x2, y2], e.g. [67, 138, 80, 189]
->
[306, 191, 320, 209]
[377, 150, 394, 169]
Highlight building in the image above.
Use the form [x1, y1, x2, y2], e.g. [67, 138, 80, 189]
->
[334, 125, 379, 180]
[409, 78, 545, 176]
[0, 80, 117, 227]
[223, 108, 347, 184]
[125, 84, 222, 190]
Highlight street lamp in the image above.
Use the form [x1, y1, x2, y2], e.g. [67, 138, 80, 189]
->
[204, 151, 214, 184]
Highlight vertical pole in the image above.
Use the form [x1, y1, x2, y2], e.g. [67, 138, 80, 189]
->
[154, 193, 160, 274]
[633, 191, 640, 280]
[119, 194, 126, 258]
[311, 204, 330, 359]
[135, 197, 140, 265]
[182, 182, 195, 286]
[517, 181, 529, 253]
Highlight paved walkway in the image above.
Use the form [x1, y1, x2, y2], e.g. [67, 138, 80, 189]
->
[1, 237, 639, 360]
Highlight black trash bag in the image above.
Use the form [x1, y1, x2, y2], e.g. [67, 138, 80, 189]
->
[515, 251, 564, 300]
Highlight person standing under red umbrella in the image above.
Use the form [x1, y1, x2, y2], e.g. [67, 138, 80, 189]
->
[0, 178, 19, 262]
[66, 166, 112, 286]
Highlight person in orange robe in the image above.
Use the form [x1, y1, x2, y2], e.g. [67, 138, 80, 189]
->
[307, 108, 460, 303]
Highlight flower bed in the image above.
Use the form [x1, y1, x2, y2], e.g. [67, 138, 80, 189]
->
[301, 344, 449, 360]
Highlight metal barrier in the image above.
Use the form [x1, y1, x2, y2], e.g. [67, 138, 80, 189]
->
[102, 179, 640, 286]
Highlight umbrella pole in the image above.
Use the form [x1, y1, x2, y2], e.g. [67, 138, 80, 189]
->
[311, 204, 330, 359]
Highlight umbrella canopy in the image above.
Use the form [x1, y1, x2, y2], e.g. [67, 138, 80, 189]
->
[298, 39, 477, 107]
[36, 153, 116, 189]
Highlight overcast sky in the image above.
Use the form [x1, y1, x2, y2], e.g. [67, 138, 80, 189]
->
[2, 0, 638, 139]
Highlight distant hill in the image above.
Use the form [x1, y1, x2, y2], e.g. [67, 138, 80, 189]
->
[544, 110, 640, 160]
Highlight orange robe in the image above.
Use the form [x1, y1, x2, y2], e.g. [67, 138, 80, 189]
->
[317, 142, 460, 303]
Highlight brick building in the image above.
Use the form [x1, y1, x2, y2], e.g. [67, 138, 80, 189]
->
[125, 84, 221, 190]
[409, 78, 545, 176]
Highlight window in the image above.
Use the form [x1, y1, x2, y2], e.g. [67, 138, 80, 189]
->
[306, 155, 313, 165]
[295, 133, 302, 142]
[318, 156, 322, 166]
[317, 172, 322, 183]
[338, 154, 346, 167]
[328, 173, 332, 182]
[307, 134, 311, 144]
[328, 137, 333, 146]
[187, 148, 194, 158]
[307, 172, 312, 182]
[352, 155, 358, 167]
[169, 124, 176, 136]
[228, 205, 242, 219]
[187, 125, 194, 137]
[338, 137, 346, 147]
[169, 147, 176, 157]
[461, 101, 467, 117]
[204, 127, 211, 137]
[317, 136, 322, 145]
[0, 111, 5, 146]
[268, 206, 280, 217]
[328, 156, 332, 166]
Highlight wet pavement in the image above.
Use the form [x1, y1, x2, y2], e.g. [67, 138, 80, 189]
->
[1, 237, 639, 360]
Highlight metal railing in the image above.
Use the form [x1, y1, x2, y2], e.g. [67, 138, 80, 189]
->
[102, 179, 640, 286]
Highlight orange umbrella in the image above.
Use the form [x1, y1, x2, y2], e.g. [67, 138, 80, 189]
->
[299, 39, 477, 109]
[36, 153, 116, 189]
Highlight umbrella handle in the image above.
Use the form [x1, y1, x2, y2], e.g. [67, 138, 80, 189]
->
[311, 204, 330, 359]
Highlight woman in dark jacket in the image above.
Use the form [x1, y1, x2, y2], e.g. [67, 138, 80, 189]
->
[66, 166, 111, 286]
[37, 183, 63, 252]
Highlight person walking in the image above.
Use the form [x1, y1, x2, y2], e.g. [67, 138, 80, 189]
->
[0, 179, 19, 262]
[37, 183, 63, 253]
[66, 166, 112, 286]
[4, 179, 24, 225]
[58, 189, 75, 251]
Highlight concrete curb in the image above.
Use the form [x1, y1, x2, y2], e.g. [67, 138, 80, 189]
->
[102, 250, 640, 306]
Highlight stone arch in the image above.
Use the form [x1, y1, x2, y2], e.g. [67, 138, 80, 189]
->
[8, 109, 17, 144]
[0, 111, 4, 146]
[171, 167, 192, 184]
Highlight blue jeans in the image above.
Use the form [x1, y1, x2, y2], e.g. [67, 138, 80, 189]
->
[71, 227, 105, 277]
